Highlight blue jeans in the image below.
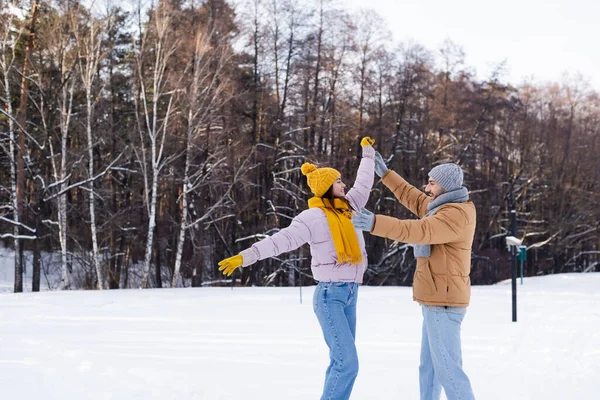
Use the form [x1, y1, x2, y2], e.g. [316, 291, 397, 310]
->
[313, 282, 359, 400]
[420, 305, 475, 400]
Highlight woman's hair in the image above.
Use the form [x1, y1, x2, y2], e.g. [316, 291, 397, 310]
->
[322, 185, 335, 203]
[322, 183, 354, 211]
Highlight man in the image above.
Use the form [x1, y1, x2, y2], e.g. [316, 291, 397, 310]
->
[352, 153, 476, 400]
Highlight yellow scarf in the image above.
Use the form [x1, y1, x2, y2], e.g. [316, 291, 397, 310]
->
[308, 197, 363, 265]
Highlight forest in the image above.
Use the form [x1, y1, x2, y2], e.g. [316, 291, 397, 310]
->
[1, 0, 598, 291]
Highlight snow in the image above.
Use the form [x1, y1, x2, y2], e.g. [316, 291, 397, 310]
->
[0, 264, 599, 399]
[4, 2, 27, 20]
[0, 247, 65, 291]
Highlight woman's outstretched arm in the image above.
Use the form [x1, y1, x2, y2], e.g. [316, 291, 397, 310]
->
[219, 211, 312, 276]
[345, 138, 376, 211]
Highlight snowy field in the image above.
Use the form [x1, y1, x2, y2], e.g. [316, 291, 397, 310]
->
[0, 270, 599, 400]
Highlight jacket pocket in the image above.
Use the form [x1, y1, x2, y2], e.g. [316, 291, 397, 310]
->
[311, 229, 331, 245]
[414, 260, 437, 296]
[310, 230, 335, 266]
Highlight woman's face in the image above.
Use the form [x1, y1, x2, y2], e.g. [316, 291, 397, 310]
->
[331, 177, 346, 198]
[425, 178, 445, 201]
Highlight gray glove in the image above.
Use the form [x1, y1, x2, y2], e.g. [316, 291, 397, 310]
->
[352, 208, 375, 231]
[374, 151, 388, 178]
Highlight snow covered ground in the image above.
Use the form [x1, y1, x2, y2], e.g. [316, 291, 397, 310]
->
[0, 270, 598, 399]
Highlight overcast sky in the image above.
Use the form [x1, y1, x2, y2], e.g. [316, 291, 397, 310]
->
[345, 0, 599, 90]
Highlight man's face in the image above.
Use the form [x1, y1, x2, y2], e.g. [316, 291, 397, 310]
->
[332, 177, 346, 198]
[425, 178, 445, 201]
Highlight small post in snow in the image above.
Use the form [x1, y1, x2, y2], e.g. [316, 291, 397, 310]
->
[518, 245, 527, 285]
[505, 223, 522, 321]
[299, 265, 303, 304]
[509, 210, 518, 322]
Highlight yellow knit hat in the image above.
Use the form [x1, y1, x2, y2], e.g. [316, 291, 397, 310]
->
[301, 163, 341, 197]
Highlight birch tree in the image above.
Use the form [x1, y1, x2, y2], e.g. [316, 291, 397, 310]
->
[266, 0, 304, 131]
[12, 0, 40, 291]
[42, 2, 78, 289]
[170, 19, 232, 286]
[170, 0, 241, 287]
[133, 1, 179, 288]
[73, 9, 108, 289]
[0, 1, 30, 292]
[352, 9, 387, 137]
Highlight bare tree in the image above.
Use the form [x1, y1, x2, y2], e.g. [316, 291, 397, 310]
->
[267, 0, 304, 127]
[351, 9, 387, 137]
[10, 0, 39, 292]
[0, 1, 32, 293]
[45, 2, 78, 290]
[171, 23, 232, 287]
[73, 8, 110, 290]
[133, 1, 179, 288]
[307, 0, 326, 151]
[437, 38, 465, 110]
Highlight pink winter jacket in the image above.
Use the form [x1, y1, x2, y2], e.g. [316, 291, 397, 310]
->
[239, 147, 375, 283]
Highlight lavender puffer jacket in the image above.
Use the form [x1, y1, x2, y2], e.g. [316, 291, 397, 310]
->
[239, 146, 375, 283]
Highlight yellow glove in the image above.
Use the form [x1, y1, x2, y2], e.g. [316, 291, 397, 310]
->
[218, 254, 243, 276]
[360, 136, 375, 147]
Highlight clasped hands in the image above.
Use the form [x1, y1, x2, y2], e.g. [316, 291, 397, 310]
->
[352, 207, 375, 232]
[354, 146, 387, 231]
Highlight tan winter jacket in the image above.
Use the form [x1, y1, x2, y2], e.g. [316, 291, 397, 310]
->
[370, 171, 476, 306]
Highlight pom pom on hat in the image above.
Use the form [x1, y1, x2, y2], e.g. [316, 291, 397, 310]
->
[301, 163, 317, 176]
[301, 162, 340, 197]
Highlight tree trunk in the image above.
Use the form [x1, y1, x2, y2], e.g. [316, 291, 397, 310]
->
[309, 0, 324, 151]
[32, 230, 41, 292]
[14, 0, 40, 292]
[3, 61, 22, 294]
[86, 94, 103, 289]
[59, 78, 75, 289]
[154, 224, 162, 288]
[172, 108, 193, 288]
[142, 166, 159, 288]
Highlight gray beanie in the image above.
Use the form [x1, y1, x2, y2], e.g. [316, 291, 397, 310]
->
[428, 163, 464, 192]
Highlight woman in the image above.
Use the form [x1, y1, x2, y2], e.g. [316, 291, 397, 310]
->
[217, 137, 376, 400]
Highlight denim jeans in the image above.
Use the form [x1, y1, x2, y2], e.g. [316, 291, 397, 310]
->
[420, 305, 475, 400]
[313, 282, 359, 400]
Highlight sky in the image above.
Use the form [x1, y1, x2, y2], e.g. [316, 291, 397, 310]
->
[346, 0, 600, 90]
[1, 263, 599, 399]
